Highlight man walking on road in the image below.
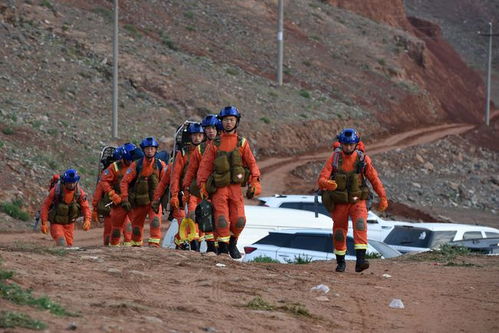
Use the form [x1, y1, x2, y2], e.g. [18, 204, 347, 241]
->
[317, 128, 388, 272]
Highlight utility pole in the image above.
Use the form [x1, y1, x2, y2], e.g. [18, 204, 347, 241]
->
[485, 22, 492, 127]
[277, 0, 284, 86]
[112, 0, 119, 138]
[478, 22, 499, 126]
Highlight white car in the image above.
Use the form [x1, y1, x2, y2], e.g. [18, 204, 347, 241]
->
[384, 223, 499, 254]
[238, 206, 332, 253]
[256, 194, 411, 242]
[242, 229, 402, 263]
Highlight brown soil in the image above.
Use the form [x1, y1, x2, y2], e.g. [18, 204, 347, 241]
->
[1, 228, 498, 333]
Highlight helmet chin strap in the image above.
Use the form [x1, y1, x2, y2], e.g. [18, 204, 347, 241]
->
[223, 121, 239, 133]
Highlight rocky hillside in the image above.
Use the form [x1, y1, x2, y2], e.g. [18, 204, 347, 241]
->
[0, 0, 493, 219]
[404, 0, 499, 106]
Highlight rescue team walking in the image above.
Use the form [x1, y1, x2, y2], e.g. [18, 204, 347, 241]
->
[39, 106, 387, 272]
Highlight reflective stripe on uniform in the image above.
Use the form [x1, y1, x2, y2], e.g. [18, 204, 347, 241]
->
[122, 242, 132, 247]
[148, 238, 160, 244]
[217, 235, 230, 243]
[354, 243, 368, 250]
[131, 240, 143, 246]
[334, 249, 347, 255]
[204, 234, 215, 241]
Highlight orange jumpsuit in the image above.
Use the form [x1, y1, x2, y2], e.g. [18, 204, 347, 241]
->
[96, 162, 132, 246]
[197, 132, 260, 244]
[120, 157, 166, 247]
[41, 185, 91, 246]
[317, 150, 386, 255]
[170, 146, 199, 245]
[182, 143, 214, 243]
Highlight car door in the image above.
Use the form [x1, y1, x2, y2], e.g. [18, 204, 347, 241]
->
[276, 233, 332, 263]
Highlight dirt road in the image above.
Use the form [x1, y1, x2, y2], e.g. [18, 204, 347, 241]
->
[259, 122, 475, 196]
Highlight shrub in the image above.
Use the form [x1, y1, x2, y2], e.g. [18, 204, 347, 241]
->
[0, 200, 30, 221]
[40, 0, 54, 11]
[299, 90, 311, 99]
[2, 127, 14, 135]
[0, 311, 47, 330]
[247, 296, 274, 311]
[92, 7, 113, 22]
[250, 256, 279, 263]
[288, 254, 313, 264]
[259, 117, 271, 124]
[226, 68, 239, 76]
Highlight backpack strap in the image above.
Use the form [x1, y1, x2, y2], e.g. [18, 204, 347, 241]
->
[135, 158, 163, 175]
[355, 150, 366, 174]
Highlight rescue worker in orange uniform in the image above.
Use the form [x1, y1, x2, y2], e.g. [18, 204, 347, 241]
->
[182, 115, 220, 254]
[40, 169, 91, 246]
[197, 106, 261, 258]
[318, 128, 388, 272]
[97, 144, 135, 246]
[120, 137, 167, 247]
[169, 122, 206, 250]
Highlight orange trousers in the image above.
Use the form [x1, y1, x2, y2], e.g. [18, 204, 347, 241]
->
[50, 223, 74, 246]
[130, 203, 162, 246]
[211, 184, 245, 243]
[331, 201, 368, 256]
[109, 207, 134, 246]
[103, 215, 131, 246]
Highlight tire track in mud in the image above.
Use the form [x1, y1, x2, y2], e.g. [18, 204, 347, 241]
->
[259, 122, 481, 195]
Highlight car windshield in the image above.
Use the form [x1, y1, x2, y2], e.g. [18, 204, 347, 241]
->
[384, 227, 457, 248]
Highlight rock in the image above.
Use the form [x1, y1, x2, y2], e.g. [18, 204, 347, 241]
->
[203, 328, 217, 333]
[67, 322, 77, 330]
[447, 182, 459, 191]
[415, 154, 425, 163]
[144, 316, 163, 324]
[423, 161, 434, 171]
[490, 176, 499, 186]
[411, 182, 421, 188]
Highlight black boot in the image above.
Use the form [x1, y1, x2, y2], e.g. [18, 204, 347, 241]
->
[218, 242, 229, 255]
[355, 249, 370, 272]
[335, 255, 346, 272]
[228, 236, 242, 259]
[206, 241, 217, 254]
[190, 240, 200, 252]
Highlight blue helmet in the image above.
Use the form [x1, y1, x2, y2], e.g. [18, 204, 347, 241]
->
[140, 136, 159, 149]
[218, 106, 241, 119]
[62, 169, 80, 183]
[113, 146, 124, 161]
[201, 114, 219, 128]
[122, 143, 137, 161]
[187, 123, 204, 134]
[337, 128, 360, 144]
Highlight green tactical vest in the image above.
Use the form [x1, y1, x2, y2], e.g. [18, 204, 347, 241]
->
[129, 158, 163, 207]
[209, 136, 250, 191]
[322, 149, 370, 212]
[48, 183, 82, 224]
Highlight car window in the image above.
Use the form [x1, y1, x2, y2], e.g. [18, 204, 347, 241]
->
[255, 233, 293, 247]
[301, 202, 330, 216]
[280, 202, 302, 210]
[462, 231, 484, 240]
[429, 231, 458, 248]
[384, 227, 432, 247]
[486, 232, 499, 238]
[288, 234, 330, 252]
